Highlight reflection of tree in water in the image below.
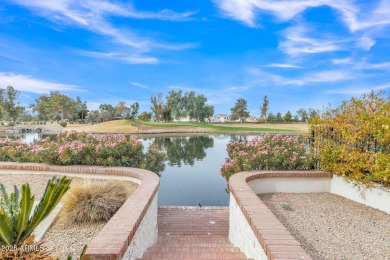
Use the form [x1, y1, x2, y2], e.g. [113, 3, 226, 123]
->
[152, 136, 214, 167]
[229, 135, 248, 143]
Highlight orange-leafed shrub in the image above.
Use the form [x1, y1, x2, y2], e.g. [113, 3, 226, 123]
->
[310, 91, 390, 186]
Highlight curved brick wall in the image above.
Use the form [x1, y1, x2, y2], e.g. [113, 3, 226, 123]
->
[229, 170, 332, 260]
[0, 162, 160, 260]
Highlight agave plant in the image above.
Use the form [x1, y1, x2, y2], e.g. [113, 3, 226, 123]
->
[0, 176, 71, 246]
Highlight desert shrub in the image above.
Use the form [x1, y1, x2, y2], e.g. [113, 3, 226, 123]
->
[310, 91, 390, 186]
[59, 121, 67, 127]
[220, 134, 316, 180]
[6, 121, 14, 127]
[0, 176, 71, 247]
[0, 131, 166, 173]
[60, 180, 130, 223]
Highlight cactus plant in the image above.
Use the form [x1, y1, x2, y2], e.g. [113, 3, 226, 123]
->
[0, 176, 71, 246]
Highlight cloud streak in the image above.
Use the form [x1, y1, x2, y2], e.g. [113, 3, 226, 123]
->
[11, 0, 197, 52]
[326, 84, 390, 95]
[78, 51, 159, 64]
[248, 68, 355, 86]
[265, 63, 302, 68]
[213, 0, 390, 32]
[130, 82, 153, 90]
[0, 72, 83, 94]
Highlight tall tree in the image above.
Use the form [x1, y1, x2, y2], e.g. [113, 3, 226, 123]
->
[115, 101, 130, 118]
[76, 96, 88, 122]
[275, 112, 283, 122]
[166, 90, 187, 120]
[296, 108, 309, 122]
[129, 102, 139, 119]
[230, 98, 250, 123]
[33, 92, 76, 121]
[87, 110, 100, 123]
[260, 95, 269, 123]
[0, 86, 25, 121]
[266, 112, 275, 122]
[150, 93, 164, 122]
[283, 111, 292, 122]
[308, 108, 320, 121]
[189, 94, 214, 122]
[99, 103, 115, 121]
[138, 111, 152, 121]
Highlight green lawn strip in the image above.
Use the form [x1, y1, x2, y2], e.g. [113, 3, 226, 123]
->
[130, 120, 298, 133]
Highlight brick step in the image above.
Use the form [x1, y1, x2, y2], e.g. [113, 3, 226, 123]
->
[140, 251, 249, 260]
[153, 234, 232, 242]
[138, 207, 252, 260]
[145, 245, 242, 253]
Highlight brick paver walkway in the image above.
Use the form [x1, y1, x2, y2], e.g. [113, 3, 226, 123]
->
[138, 206, 252, 260]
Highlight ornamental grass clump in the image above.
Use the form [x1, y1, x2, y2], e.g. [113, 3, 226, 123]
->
[220, 134, 316, 180]
[60, 180, 130, 223]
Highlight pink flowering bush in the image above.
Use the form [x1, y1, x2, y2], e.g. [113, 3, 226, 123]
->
[220, 134, 317, 180]
[0, 131, 165, 174]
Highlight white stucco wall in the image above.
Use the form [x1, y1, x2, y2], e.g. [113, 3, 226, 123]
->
[123, 194, 158, 260]
[248, 177, 332, 194]
[330, 175, 390, 214]
[229, 194, 267, 260]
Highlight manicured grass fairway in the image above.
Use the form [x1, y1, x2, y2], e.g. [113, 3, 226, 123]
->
[131, 119, 302, 133]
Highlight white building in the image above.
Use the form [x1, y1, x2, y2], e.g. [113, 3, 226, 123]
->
[213, 114, 231, 123]
[245, 116, 259, 123]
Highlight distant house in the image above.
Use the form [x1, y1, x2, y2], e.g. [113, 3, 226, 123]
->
[174, 115, 191, 122]
[245, 116, 259, 123]
[213, 114, 231, 123]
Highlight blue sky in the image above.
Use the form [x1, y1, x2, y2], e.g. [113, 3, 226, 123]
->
[0, 0, 389, 116]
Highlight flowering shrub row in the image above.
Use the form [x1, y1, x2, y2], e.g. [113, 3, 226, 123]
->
[0, 131, 165, 174]
[220, 134, 316, 180]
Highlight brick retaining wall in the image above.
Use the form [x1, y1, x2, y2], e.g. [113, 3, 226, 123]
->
[0, 162, 160, 260]
[229, 170, 332, 260]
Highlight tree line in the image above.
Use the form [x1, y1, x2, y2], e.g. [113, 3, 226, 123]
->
[230, 96, 319, 123]
[0, 85, 318, 124]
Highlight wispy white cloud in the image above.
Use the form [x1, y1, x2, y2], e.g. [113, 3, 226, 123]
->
[355, 61, 390, 70]
[331, 58, 354, 64]
[130, 82, 153, 90]
[279, 25, 346, 56]
[213, 0, 390, 32]
[326, 84, 390, 95]
[355, 36, 376, 50]
[11, 0, 197, 52]
[248, 68, 355, 86]
[78, 51, 158, 64]
[332, 58, 390, 71]
[265, 63, 302, 68]
[214, 0, 390, 56]
[0, 72, 83, 94]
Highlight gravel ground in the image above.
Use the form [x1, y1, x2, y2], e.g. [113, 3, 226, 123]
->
[0, 174, 138, 259]
[258, 193, 390, 260]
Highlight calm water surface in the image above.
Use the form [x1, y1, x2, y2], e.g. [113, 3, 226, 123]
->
[8, 133, 258, 206]
[140, 134, 256, 206]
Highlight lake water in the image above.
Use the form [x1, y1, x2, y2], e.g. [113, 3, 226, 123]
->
[5, 133, 257, 206]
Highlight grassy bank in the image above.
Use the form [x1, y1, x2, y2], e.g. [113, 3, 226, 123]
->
[64, 119, 307, 134]
[130, 120, 306, 133]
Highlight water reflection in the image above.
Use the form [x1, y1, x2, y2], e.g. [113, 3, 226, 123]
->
[5, 133, 260, 206]
[151, 136, 214, 167]
[0, 133, 55, 144]
[140, 134, 259, 206]
[229, 134, 249, 143]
